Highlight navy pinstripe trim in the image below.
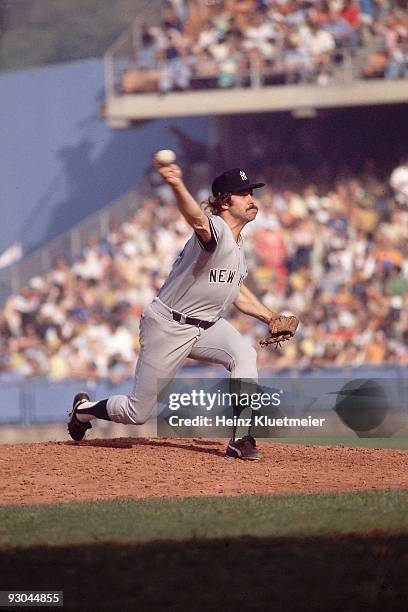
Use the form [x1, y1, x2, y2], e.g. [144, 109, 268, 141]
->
[195, 217, 218, 252]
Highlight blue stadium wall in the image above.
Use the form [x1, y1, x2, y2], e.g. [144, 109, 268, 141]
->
[0, 365, 406, 426]
[0, 59, 210, 256]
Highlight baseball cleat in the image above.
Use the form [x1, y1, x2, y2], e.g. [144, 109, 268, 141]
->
[67, 392, 92, 441]
[241, 434, 257, 448]
[226, 435, 261, 460]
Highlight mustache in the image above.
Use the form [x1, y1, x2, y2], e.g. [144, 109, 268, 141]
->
[246, 204, 258, 211]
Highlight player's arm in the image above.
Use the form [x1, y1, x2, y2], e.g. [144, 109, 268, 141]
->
[233, 284, 279, 323]
[154, 159, 212, 243]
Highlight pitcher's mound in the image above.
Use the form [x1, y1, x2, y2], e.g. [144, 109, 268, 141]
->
[1, 438, 408, 505]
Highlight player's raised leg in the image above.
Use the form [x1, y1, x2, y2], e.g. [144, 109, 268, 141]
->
[68, 300, 200, 440]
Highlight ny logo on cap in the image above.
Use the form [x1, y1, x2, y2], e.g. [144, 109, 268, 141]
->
[240, 170, 248, 181]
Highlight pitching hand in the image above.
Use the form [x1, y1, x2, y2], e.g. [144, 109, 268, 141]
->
[153, 159, 183, 188]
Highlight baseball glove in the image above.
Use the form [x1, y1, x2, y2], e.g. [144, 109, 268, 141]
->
[259, 315, 299, 349]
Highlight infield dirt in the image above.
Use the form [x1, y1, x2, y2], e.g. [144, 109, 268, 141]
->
[1, 438, 408, 505]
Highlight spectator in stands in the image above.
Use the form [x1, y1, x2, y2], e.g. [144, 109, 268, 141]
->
[242, 11, 277, 65]
[136, 28, 158, 71]
[166, 0, 188, 24]
[298, 14, 336, 83]
[121, 0, 408, 93]
[385, 38, 408, 79]
[191, 48, 220, 88]
[390, 158, 408, 206]
[208, 2, 234, 33]
[158, 30, 192, 93]
[281, 29, 312, 83]
[322, 9, 356, 49]
[358, 0, 375, 38]
[162, 4, 186, 32]
[194, 19, 219, 53]
[341, 0, 362, 40]
[218, 43, 242, 87]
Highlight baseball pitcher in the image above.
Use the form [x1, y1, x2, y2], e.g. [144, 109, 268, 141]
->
[68, 157, 299, 459]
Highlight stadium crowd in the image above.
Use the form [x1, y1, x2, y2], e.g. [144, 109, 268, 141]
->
[122, 0, 408, 93]
[0, 150, 407, 382]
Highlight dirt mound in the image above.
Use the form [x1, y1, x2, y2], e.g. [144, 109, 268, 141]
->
[1, 438, 407, 505]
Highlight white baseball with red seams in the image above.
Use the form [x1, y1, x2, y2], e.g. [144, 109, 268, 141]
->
[155, 149, 176, 165]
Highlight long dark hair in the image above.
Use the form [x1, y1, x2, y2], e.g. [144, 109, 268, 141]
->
[202, 192, 232, 215]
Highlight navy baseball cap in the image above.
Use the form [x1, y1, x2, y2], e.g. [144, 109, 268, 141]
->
[211, 168, 265, 197]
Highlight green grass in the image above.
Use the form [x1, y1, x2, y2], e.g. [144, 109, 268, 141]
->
[2, 492, 408, 611]
[1, 490, 408, 548]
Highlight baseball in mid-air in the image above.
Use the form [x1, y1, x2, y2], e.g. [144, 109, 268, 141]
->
[155, 149, 176, 165]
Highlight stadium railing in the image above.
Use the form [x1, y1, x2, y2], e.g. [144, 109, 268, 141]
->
[104, 25, 377, 98]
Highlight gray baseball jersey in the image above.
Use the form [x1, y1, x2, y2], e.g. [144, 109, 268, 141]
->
[157, 215, 248, 320]
[106, 213, 258, 427]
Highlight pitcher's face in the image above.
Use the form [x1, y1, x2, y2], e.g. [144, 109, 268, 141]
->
[229, 189, 258, 223]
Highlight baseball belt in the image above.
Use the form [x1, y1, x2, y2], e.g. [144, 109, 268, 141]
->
[172, 311, 215, 330]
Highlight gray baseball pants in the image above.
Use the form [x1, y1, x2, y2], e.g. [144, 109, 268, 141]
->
[107, 298, 258, 424]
